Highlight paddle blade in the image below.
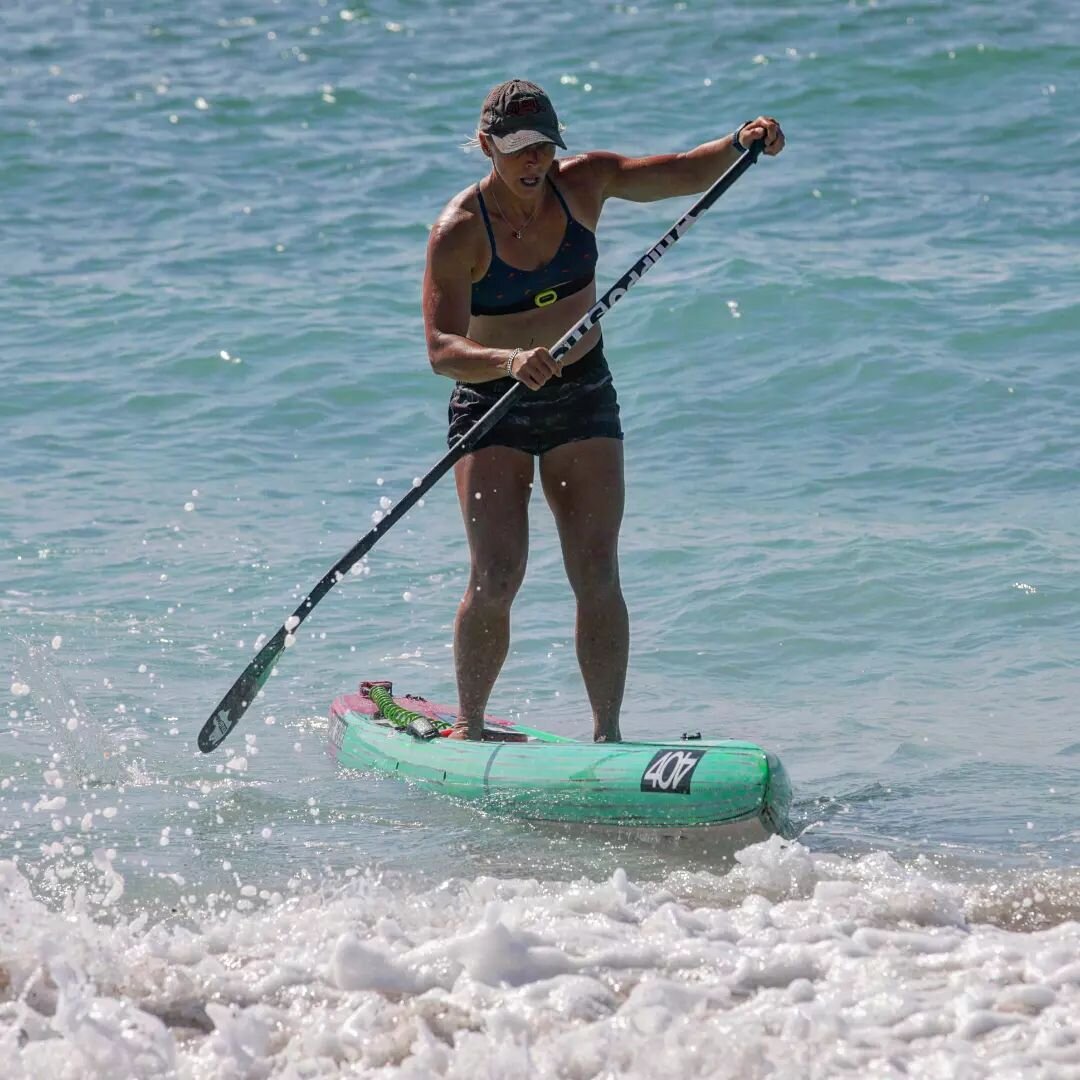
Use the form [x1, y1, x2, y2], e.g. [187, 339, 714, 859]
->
[197, 627, 287, 752]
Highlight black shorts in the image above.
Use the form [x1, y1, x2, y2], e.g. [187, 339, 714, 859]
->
[447, 339, 623, 457]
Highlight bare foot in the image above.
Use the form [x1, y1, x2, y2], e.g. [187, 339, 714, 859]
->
[446, 724, 482, 741]
[445, 726, 527, 742]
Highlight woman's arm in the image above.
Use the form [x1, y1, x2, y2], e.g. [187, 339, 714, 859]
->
[590, 115, 785, 204]
[422, 208, 560, 388]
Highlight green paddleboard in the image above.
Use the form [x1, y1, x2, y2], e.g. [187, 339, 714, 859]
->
[329, 682, 792, 841]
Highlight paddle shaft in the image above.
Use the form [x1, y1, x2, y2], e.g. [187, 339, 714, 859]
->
[197, 141, 764, 752]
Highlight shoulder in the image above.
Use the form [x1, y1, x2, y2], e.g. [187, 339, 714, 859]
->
[427, 185, 486, 269]
[550, 153, 621, 225]
[551, 152, 617, 191]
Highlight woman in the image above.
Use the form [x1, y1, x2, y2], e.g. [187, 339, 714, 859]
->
[423, 79, 784, 741]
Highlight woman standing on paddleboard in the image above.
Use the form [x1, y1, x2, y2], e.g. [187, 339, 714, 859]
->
[424, 80, 784, 741]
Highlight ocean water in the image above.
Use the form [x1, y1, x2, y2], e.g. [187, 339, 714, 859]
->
[3, 0, 1079, 1075]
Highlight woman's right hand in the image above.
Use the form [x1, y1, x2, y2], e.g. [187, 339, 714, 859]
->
[509, 346, 561, 390]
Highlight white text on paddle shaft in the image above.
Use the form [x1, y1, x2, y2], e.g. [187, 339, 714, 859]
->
[640, 748, 705, 794]
[557, 210, 699, 357]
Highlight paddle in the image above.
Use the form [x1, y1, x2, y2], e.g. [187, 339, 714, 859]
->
[197, 140, 765, 752]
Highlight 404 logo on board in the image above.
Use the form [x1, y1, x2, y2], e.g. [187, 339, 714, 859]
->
[640, 748, 705, 794]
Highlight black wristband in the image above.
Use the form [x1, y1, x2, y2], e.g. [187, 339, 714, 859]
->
[732, 120, 754, 153]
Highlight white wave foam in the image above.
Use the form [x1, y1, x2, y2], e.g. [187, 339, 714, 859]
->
[2, 838, 1078, 1078]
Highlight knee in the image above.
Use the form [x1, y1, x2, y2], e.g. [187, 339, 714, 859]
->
[566, 544, 621, 599]
[467, 554, 527, 606]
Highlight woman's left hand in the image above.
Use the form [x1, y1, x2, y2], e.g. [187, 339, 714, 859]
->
[740, 116, 785, 156]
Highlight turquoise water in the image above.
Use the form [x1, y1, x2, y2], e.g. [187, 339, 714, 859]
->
[3, 2, 1079, 1075]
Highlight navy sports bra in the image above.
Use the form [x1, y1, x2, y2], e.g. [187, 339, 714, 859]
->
[471, 177, 598, 317]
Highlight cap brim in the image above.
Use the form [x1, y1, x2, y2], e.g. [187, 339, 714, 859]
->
[489, 128, 566, 153]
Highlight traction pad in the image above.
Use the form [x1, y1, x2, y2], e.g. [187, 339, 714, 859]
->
[358, 680, 527, 742]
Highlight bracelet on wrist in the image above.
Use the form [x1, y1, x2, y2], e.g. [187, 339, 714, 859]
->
[732, 120, 753, 153]
[506, 347, 522, 378]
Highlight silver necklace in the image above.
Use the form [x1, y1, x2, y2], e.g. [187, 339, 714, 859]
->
[487, 176, 542, 240]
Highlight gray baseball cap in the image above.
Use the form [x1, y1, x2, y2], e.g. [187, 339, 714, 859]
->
[479, 80, 567, 153]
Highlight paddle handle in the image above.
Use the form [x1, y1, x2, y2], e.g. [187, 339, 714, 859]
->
[197, 142, 764, 753]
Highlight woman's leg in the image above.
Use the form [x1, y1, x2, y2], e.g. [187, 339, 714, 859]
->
[451, 444, 535, 739]
[539, 437, 628, 741]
